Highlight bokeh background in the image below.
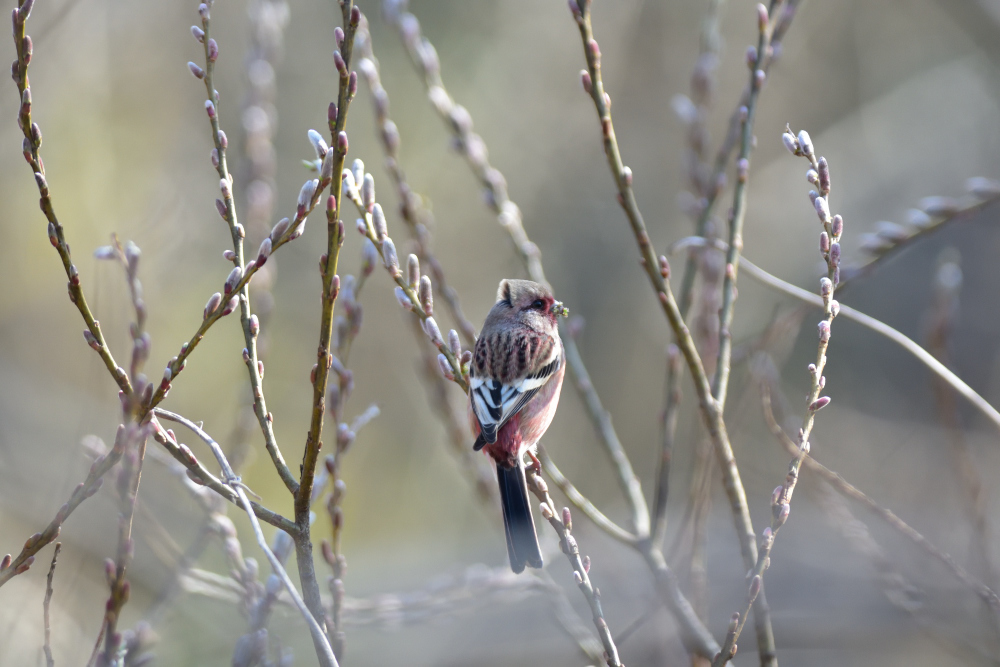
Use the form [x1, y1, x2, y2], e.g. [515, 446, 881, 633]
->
[3, 0, 1000, 664]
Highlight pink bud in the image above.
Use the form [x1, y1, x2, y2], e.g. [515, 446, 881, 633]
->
[256, 237, 271, 266]
[394, 286, 413, 310]
[188, 62, 205, 79]
[817, 320, 830, 342]
[224, 266, 242, 294]
[422, 316, 443, 346]
[419, 275, 433, 315]
[204, 292, 223, 319]
[782, 131, 799, 155]
[809, 396, 831, 411]
[270, 217, 290, 242]
[437, 354, 453, 380]
[371, 204, 388, 241]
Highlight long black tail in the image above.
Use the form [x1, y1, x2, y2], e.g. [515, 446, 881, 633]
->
[497, 461, 543, 573]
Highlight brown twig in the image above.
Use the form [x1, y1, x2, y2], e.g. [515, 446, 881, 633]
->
[291, 1, 361, 641]
[570, 1, 779, 661]
[526, 454, 622, 667]
[10, 0, 133, 398]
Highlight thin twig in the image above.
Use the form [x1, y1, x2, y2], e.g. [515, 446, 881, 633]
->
[155, 409, 338, 667]
[189, 0, 298, 494]
[712, 126, 837, 666]
[0, 445, 118, 589]
[11, 0, 132, 397]
[98, 423, 151, 666]
[43, 542, 61, 667]
[526, 454, 622, 667]
[682, 241, 1000, 438]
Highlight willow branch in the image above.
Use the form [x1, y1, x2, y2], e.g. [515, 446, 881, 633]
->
[713, 126, 837, 666]
[570, 2, 775, 660]
[11, 0, 132, 397]
[0, 442, 121, 589]
[188, 1, 299, 494]
[42, 542, 61, 667]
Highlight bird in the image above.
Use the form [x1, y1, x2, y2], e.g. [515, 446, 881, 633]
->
[469, 279, 567, 573]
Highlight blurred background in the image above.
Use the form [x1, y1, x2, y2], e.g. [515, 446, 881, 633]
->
[3, 0, 1000, 664]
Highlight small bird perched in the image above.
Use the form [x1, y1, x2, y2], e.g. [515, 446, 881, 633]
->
[469, 279, 567, 573]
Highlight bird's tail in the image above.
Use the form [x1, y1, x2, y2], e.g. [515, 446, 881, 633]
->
[497, 460, 543, 573]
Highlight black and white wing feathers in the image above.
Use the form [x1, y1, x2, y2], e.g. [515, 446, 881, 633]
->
[471, 355, 561, 451]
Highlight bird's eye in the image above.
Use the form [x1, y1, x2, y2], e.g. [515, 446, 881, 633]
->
[531, 299, 546, 310]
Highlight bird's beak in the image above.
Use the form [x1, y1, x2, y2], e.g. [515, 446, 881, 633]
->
[552, 300, 569, 317]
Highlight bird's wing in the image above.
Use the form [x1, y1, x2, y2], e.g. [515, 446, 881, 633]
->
[471, 354, 561, 450]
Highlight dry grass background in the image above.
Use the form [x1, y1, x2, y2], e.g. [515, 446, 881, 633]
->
[2, 0, 1000, 664]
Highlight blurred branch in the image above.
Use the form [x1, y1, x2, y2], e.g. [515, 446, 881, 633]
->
[0, 439, 122, 589]
[354, 22, 478, 347]
[671, 238, 1000, 438]
[839, 178, 1000, 294]
[97, 422, 151, 666]
[155, 409, 338, 667]
[757, 383, 1000, 632]
[925, 255, 996, 588]
[43, 542, 61, 667]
